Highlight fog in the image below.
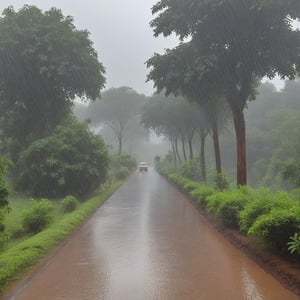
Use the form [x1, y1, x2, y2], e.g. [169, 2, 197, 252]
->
[0, 0, 179, 96]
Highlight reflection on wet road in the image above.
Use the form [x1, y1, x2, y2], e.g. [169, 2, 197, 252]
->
[3, 170, 299, 299]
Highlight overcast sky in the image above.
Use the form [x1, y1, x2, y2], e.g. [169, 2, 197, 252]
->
[0, 1, 286, 95]
[0, 0, 179, 96]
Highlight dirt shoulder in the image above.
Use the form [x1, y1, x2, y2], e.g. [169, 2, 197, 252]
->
[193, 202, 300, 297]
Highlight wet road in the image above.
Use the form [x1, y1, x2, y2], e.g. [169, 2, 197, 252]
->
[3, 170, 299, 299]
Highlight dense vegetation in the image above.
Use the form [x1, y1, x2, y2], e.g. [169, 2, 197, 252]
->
[0, 5, 137, 289]
[17, 118, 109, 198]
[157, 163, 300, 258]
[0, 0, 299, 290]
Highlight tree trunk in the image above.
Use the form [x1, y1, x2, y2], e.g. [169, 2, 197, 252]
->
[231, 106, 247, 186]
[188, 130, 194, 160]
[188, 136, 193, 160]
[171, 141, 177, 169]
[181, 133, 187, 162]
[200, 129, 207, 182]
[212, 121, 222, 174]
[175, 136, 181, 164]
[118, 136, 122, 155]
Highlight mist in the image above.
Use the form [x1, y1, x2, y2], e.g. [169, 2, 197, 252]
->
[0, 0, 178, 96]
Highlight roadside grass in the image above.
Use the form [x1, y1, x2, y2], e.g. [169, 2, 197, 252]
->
[4, 195, 65, 248]
[0, 181, 122, 294]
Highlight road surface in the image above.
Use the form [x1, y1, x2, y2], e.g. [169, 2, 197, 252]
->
[3, 170, 299, 299]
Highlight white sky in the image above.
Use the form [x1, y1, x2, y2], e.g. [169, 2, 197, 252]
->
[0, 0, 178, 96]
[0, 1, 291, 95]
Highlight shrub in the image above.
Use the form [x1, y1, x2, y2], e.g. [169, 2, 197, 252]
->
[206, 186, 251, 228]
[239, 189, 296, 233]
[179, 158, 201, 181]
[287, 233, 300, 256]
[248, 208, 300, 251]
[61, 195, 79, 213]
[0, 157, 12, 233]
[182, 180, 199, 193]
[216, 197, 249, 228]
[214, 172, 230, 191]
[115, 166, 130, 180]
[0, 233, 9, 251]
[17, 118, 109, 198]
[190, 185, 215, 208]
[109, 154, 136, 172]
[21, 199, 54, 234]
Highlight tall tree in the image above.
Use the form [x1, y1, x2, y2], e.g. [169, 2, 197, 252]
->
[141, 93, 209, 178]
[149, 0, 300, 185]
[0, 5, 105, 158]
[147, 42, 229, 176]
[84, 87, 147, 155]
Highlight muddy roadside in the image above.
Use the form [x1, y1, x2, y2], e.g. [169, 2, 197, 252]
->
[189, 197, 300, 297]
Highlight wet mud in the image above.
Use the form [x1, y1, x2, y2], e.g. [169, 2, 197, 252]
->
[2, 170, 299, 299]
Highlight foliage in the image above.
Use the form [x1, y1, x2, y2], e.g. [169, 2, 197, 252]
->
[84, 87, 147, 155]
[214, 172, 230, 191]
[115, 167, 130, 180]
[248, 208, 300, 251]
[239, 189, 296, 233]
[287, 233, 300, 256]
[61, 195, 79, 213]
[182, 180, 199, 193]
[206, 186, 251, 228]
[0, 181, 121, 293]
[0, 157, 12, 233]
[0, 6, 105, 157]
[148, 0, 300, 186]
[21, 199, 54, 234]
[190, 185, 215, 208]
[0, 157, 11, 208]
[282, 159, 300, 187]
[109, 154, 136, 171]
[108, 154, 136, 180]
[17, 118, 109, 198]
[179, 158, 201, 181]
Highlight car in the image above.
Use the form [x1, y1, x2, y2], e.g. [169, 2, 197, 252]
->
[139, 161, 148, 172]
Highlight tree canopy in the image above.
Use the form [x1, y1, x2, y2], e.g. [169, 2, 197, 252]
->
[0, 5, 106, 157]
[82, 87, 147, 155]
[148, 0, 300, 185]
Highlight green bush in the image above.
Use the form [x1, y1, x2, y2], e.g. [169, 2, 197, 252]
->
[17, 118, 109, 198]
[239, 189, 296, 233]
[0, 157, 12, 233]
[190, 185, 215, 208]
[287, 233, 300, 256]
[182, 180, 199, 193]
[206, 186, 251, 228]
[109, 154, 136, 171]
[248, 208, 300, 251]
[179, 158, 201, 181]
[21, 199, 54, 234]
[61, 195, 79, 213]
[214, 172, 230, 191]
[115, 166, 130, 180]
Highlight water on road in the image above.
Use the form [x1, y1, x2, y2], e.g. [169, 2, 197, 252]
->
[3, 171, 299, 299]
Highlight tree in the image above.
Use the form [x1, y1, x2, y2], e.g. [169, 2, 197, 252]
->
[17, 118, 109, 198]
[149, 0, 300, 185]
[0, 157, 12, 232]
[141, 93, 210, 179]
[0, 6, 105, 158]
[146, 42, 230, 176]
[84, 87, 147, 155]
